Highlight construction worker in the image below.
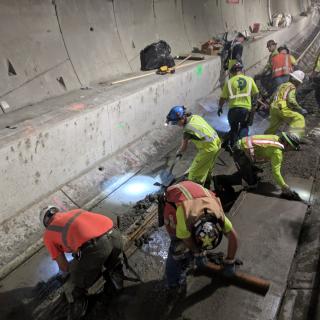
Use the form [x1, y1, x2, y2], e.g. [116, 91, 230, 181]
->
[159, 180, 238, 290]
[297, 52, 320, 108]
[218, 62, 259, 147]
[223, 32, 247, 71]
[265, 70, 307, 137]
[166, 106, 221, 187]
[254, 40, 278, 96]
[40, 206, 123, 318]
[271, 45, 297, 92]
[214, 132, 302, 200]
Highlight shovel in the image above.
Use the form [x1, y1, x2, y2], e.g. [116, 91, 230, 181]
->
[159, 155, 181, 186]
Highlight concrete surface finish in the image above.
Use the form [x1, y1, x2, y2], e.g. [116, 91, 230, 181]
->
[0, 0, 315, 112]
[0, 0, 319, 281]
[176, 193, 307, 320]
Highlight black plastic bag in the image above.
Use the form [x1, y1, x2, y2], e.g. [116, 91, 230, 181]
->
[140, 40, 175, 71]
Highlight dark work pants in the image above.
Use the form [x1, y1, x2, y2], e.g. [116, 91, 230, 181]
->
[69, 228, 123, 289]
[227, 107, 250, 147]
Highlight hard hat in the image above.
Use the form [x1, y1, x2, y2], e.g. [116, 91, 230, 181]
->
[280, 132, 300, 150]
[230, 62, 243, 73]
[166, 106, 186, 125]
[278, 45, 290, 54]
[289, 70, 305, 83]
[193, 215, 223, 250]
[39, 205, 60, 227]
[267, 40, 277, 47]
[237, 31, 247, 40]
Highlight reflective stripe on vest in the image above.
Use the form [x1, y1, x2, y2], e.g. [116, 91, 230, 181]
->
[172, 183, 212, 200]
[272, 53, 291, 78]
[274, 83, 295, 104]
[227, 77, 252, 99]
[246, 136, 284, 161]
[184, 123, 218, 143]
[46, 210, 83, 251]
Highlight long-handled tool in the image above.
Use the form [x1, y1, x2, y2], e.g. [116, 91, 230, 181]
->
[111, 54, 197, 85]
[204, 261, 270, 296]
[158, 155, 181, 186]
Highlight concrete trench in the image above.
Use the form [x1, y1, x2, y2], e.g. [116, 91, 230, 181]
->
[0, 1, 320, 319]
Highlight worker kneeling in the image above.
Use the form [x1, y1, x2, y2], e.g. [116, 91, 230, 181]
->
[40, 207, 123, 319]
[159, 180, 238, 292]
[265, 70, 307, 137]
[166, 106, 221, 187]
[215, 132, 301, 200]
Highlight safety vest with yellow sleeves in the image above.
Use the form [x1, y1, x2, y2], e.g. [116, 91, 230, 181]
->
[271, 82, 302, 112]
[238, 134, 288, 188]
[183, 115, 220, 152]
[163, 181, 232, 239]
[220, 74, 259, 110]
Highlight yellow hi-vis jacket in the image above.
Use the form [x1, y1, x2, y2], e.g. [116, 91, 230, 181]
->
[271, 82, 302, 112]
[220, 74, 259, 110]
[314, 53, 320, 73]
[238, 134, 288, 188]
[183, 115, 220, 152]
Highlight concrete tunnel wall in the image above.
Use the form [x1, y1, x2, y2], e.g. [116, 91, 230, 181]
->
[0, 0, 318, 276]
[0, 0, 312, 113]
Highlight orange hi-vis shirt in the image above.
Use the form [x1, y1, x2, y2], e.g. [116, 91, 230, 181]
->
[43, 209, 114, 259]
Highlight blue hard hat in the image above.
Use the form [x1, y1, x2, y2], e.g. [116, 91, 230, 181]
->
[166, 106, 186, 125]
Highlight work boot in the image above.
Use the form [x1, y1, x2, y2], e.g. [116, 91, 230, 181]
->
[67, 296, 88, 320]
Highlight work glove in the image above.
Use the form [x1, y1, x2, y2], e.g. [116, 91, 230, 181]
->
[300, 108, 308, 115]
[217, 107, 223, 117]
[194, 253, 208, 268]
[222, 259, 236, 278]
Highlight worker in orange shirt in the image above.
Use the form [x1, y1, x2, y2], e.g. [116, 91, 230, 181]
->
[40, 206, 123, 319]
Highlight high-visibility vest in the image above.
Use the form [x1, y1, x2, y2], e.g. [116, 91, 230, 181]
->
[227, 76, 252, 100]
[44, 210, 113, 253]
[271, 53, 292, 78]
[241, 135, 284, 162]
[163, 181, 224, 236]
[272, 82, 296, 110]
[184, 115, 219, 151]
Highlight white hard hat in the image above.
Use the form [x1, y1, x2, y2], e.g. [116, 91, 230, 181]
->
[39, 205, 59, 227]
[289, 70, 305, 83]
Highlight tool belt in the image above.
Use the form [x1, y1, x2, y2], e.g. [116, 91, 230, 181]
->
[73, 229, 115, 260]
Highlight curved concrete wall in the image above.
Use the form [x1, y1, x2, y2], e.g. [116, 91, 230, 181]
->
[0, 0, 312, 112]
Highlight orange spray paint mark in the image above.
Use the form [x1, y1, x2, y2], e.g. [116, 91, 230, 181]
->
[70, 103, 86, 111]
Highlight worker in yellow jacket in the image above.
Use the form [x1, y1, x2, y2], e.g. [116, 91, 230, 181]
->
[218, 62, 259, 147]
[166, 106, 221, 187]
[214, 132, 302, 200]
[265, 70, 307, 137]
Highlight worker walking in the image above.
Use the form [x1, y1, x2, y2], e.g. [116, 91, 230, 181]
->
[159, 180, 238, 291]
[40, 206, 123, 319]
[218, 62, 259, 147]
[271, 45, 297, 92]
[223, 32, 247, 72]
[215, 132, 302, 200]
[166, 106, 221, 187]
[265, 70, 307, 137]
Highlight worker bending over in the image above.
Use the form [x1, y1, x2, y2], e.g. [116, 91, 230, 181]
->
[265, 70, 307, 137]
[159, 180, 238, 291]
[166, 106, 221, 187]
[215, 132, 302, 200]
[40, 206, 123, 319]
[218, 62, 259, 147]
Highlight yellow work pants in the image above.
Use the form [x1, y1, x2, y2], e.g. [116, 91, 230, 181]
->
[264, 107, 305, 137]
[187, 142, 221, 185]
